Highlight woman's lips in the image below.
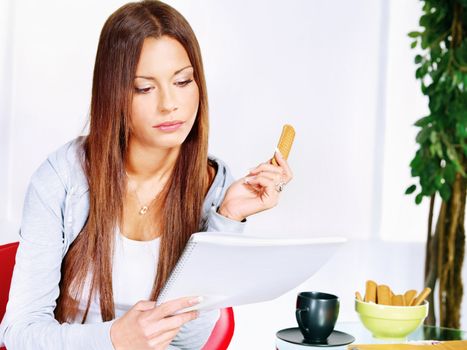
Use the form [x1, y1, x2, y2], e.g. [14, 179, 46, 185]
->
[152, 120, 184, 132]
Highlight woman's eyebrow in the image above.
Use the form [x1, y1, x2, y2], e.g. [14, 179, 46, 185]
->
[135, 65, 193, 80]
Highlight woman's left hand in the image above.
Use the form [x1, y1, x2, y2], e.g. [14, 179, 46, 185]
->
[218, 149, 293, 221]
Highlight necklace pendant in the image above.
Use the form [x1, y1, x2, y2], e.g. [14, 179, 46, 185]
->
[139, 206, 149, 215]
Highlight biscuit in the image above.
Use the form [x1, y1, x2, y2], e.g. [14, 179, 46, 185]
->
[271, 124, 295, 165]
[392, 294, 405, 306]
[364, 280, 377, 303]
[404, 289, 417, 306]
[377, 285, 391, 305]
[411, 287, 431, 306]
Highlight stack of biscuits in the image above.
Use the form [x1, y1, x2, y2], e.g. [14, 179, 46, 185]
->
[356, 280, 431, 306]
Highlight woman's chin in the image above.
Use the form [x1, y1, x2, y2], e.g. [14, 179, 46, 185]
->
[131, 130, 190, 150]
[148, 136, 187, 150]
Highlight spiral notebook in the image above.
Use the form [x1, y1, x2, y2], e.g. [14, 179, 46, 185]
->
[155, 231, 346, 312]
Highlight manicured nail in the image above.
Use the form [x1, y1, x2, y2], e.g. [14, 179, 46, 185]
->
[275, 147, 283, 157]
[189, 296, 203, 305]
[248, 170, 257, 175]
[244, 176, 256, 184]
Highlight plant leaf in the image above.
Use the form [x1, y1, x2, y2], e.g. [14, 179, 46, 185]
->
[414, 115, 433, 127]
[440, 183, 452, 201]
[444, 163, 456, 184]
[415, 193, 424, 204]
[405, 184, 417, 194]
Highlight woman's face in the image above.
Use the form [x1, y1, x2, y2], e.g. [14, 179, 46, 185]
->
[130, 35, 199, 149]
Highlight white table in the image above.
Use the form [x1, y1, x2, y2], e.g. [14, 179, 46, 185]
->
[275, 322, 467, 349]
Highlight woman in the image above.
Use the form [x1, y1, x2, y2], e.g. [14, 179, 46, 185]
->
[0, 1, 293, 349]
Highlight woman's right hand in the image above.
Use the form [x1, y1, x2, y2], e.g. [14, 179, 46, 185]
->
[110, 296, 201, 350]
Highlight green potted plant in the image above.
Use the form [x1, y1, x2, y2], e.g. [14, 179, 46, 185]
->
[407, 0, 466, 328]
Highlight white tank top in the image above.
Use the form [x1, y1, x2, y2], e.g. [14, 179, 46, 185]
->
[74, 226, 161, 323]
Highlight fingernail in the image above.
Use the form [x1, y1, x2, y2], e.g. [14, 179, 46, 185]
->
[247, 168, 258, 176]
[275, 147, 283, 157]
[189, 296, 203, 305]
[244, 176, 256, 184]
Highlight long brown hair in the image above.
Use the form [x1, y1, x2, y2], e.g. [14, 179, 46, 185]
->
[54, 0, 210, 323]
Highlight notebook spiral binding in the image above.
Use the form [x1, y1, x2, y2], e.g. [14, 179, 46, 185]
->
[158, 240, 198, 302]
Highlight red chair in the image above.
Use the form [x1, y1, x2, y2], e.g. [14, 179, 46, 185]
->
[0, 242, 234, 350]
[202, 307, 235, 350]
[0, 241, 19, 350]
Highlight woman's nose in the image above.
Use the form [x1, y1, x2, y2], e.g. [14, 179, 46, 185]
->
[159, 87, 178, 113]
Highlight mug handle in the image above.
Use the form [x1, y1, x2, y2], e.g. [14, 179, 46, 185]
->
[296, 308, 310, 333]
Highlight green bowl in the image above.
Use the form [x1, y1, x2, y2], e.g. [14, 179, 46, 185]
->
[355, 299, 428, 340]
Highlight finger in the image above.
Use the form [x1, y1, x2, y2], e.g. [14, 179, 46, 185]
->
[248, 163, 284, 176]
[246, 171, 284, 186]
[244, 175, 277, 193]
[148, 327, 180, 348]
[146, 311, 198, 339]
[156, 311, 199, 333]
[134, 300, 157, 311]
[249, 184, 264, 193]
[151, 296, 202, 319]
[243, 181, 263, 193]
[273, 149, 293, 182]
[243, 181, 267, 196]
[246, 177, 279, 204]
[244, 174, 276, 186]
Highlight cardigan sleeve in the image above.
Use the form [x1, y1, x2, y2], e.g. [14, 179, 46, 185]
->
[204, 157, 247, 233]
[0, 158, 116, 350]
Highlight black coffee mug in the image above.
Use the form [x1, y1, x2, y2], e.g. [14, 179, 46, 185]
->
[296, 291, 340, 343]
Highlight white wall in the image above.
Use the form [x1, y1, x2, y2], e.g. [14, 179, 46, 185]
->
[2, 0, 128, 238]
[1, 0, 466, 346]
[189, 0, 385, 240]
[0, 0, 15, 236]
[1, 0, 386, 242]
[379, 0, 431, 242]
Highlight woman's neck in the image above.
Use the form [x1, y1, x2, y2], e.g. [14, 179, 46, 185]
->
[125, 138, 180, 182]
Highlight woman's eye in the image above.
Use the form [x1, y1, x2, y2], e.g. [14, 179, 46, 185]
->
[135, 87, 152, 94]
[176, 79, 193, 87]
[134, 79, 193, 93]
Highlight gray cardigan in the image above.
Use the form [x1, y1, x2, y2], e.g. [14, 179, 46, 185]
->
[0, 136, 246, 350]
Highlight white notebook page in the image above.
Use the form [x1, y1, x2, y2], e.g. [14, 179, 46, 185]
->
[156, 232, 346, 312]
